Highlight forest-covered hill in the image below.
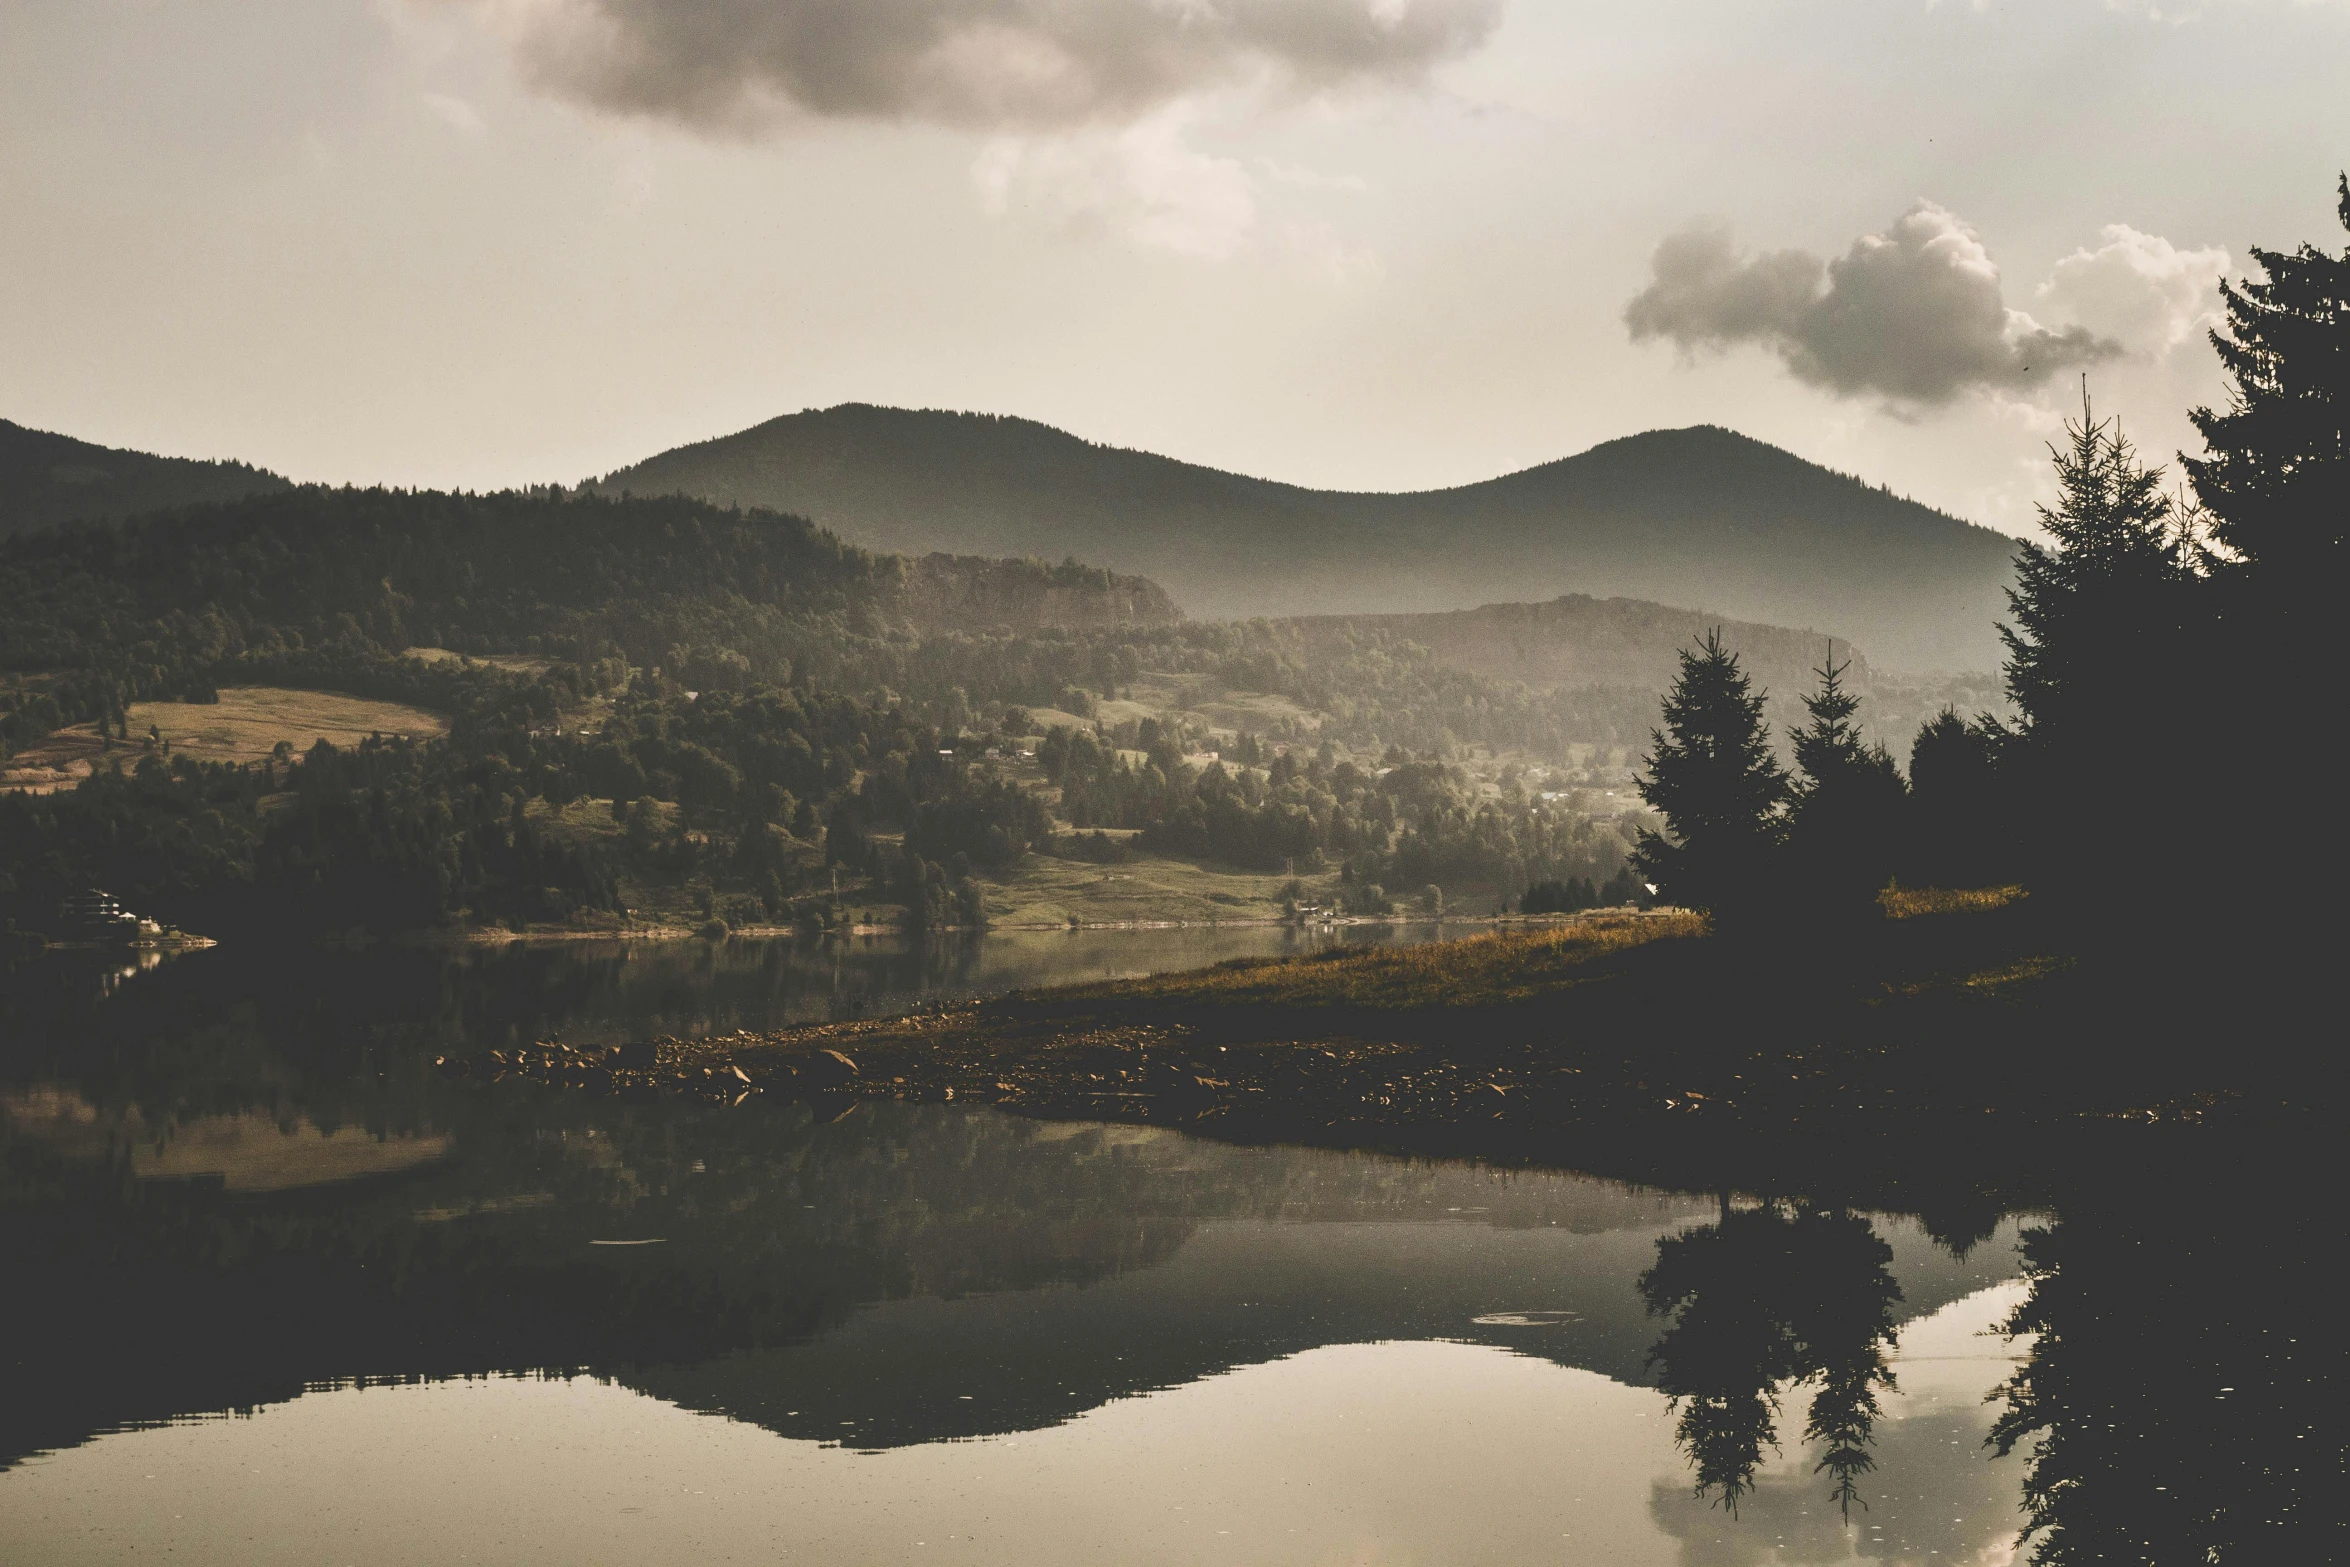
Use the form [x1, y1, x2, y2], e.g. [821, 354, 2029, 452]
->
[0, 486, 1176, 688]
[3, 482, 1958, 799]
[591, 405, 2018, 672]
[0, 419, 290, 538]
[1282, 595, 1860, 704]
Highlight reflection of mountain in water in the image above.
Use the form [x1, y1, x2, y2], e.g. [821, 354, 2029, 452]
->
[0, 1090, 2019, 1471]
[12, 938, 2332, 1561]
[1, 1086, 451, 1190]
[628, 1206, 2015, 1452]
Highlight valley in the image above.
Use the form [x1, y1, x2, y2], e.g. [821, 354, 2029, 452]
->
[0, 462, 1910, 942]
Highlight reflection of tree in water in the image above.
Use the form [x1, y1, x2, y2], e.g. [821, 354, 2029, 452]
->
[1647, 1408, 2021, 1567]
[1640, 1202, 1901, 1516]
[1639, 1151, 2343, 1562]
[1988, 1173, 2341, 1566]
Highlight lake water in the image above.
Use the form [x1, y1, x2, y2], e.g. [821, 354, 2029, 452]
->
[0, 934, 2332, 1563]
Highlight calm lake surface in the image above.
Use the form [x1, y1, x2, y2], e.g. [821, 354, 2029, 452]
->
[0, 933, 2330, 1563]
